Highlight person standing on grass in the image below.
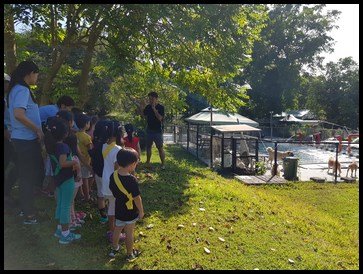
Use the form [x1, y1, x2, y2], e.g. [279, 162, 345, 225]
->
[4, 73, 18, 207]
[101, 120, 127, 243]
[108, 148, 144, 262]
[7, 60, 45, 224]
[75, 113, 93, 202]
[143, 91, 165, 169]
[46, 117, 82, 244]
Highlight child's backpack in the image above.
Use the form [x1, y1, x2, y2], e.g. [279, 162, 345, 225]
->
[49, 151, 75, 186]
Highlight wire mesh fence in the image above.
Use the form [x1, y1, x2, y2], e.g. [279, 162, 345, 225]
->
[163, 124, 359, 183]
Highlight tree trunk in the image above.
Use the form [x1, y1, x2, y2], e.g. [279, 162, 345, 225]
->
[78, 22, 104, 108]
[4, 5, 17, 74]
[40, 47, 71, 105]
[50, 4, 58, 66]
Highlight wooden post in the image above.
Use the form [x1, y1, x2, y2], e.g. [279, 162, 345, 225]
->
[273, 141, 278, 176]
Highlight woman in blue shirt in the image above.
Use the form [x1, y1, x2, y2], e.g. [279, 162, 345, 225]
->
[7, 60, 45, 224]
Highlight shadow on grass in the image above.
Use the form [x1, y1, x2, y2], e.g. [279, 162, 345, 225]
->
[136, 144, 208, 219]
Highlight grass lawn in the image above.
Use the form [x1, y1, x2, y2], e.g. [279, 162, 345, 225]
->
[4, 144, 359, 270]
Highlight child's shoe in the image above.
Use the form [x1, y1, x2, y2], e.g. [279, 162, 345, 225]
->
[126, 249, 141, 262]
[54, 228, 62, 238]
[75, 211, 87, 220]
[59, 232, 81, 244]
[109, 245, 120, 258]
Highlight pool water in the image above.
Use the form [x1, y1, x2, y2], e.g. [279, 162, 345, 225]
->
[258, 142, 358, 165]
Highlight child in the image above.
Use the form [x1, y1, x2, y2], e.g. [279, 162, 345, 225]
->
[57, 110, 86, 225]
[108, 148, 144, 262]
[123, 124, 141, 161]
[46, 117, 81, 244]
[88, 119, 109, 224]
[101, 120, 126, 242]
[75, 113, 93, 202]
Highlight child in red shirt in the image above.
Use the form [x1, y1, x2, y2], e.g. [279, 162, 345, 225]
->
[123, 124, 141, 161]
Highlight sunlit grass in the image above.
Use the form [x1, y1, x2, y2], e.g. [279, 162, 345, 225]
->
[4, 145, 359, 270]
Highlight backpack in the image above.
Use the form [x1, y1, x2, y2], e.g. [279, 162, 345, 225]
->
[49, 151, 75, 186]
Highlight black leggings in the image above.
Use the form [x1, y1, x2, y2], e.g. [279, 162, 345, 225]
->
[12, 139, 44, 217]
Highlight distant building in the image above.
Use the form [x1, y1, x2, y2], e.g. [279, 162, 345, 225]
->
[273, 109, 317, 120]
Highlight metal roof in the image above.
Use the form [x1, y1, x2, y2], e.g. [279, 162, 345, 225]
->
[211, 124, 261, 133]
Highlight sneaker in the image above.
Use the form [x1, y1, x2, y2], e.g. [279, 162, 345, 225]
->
[59, 232, 81, 244]
[109, 245, 120, 258]
[100, 216, 108, 224]
[76, 211, 87, 220]
[69, 221, 82, 230]
[126, 249, 141, 262]
[75, 217, 85, 224]
[54, 229, 62, 238]
[23, 217, 38, 225]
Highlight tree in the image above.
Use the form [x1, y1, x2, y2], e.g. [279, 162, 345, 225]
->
[244, 4, 340, 118]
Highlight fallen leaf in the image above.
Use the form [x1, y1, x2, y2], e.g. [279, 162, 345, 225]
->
[146, 224, 154, 229]
[199, 208, 205, 211]
[177, 224, 185, 229]
[270, 248, 276, 251]
[254, 268, 259, 270]
[218, 237, 225, 242]
[195, 237, 201, 243]
[192, 222, 197, 227]
[208, 227, 215, 231]
[288, 259, 295, 264]
[204, 247, 211, 254]
[205, 240, 210, 245]
[139, 231, 146, 237]
[192, 263, 204, 270]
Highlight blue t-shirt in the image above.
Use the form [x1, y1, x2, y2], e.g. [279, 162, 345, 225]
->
[39, 104, 59, 123]
[8, 84, 41, 140]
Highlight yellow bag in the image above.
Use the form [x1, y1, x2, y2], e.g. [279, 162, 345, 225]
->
[113, 170, 133, 210]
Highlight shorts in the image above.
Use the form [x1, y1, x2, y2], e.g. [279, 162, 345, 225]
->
[104, 195, 115, 216]
[94, 175, 104, 198]
[45, 155, 53, 176]
[146, 131, 163, 149]
[115, 216, 139, 227]
[81, 164, 92, 179]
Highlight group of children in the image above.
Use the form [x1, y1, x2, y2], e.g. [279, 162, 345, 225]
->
[44, 110, 144, 262]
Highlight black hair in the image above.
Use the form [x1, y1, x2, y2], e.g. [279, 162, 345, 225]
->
[124, 123, 134, 142]
[148, 91, 158, 98]
[75, 113, 91, 129]
[90, 115, 99, 127]
[105, 120, 123, 146]
[7, 60, 39, 106]
[93, 119, 110, 145]
[56, 95, 75, 108]
[116, 148, 139, 168]
[56, 110, 74, 123]
[44, 117, 69, 155]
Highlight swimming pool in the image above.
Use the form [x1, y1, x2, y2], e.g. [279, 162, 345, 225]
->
[258, 142, 359, 165]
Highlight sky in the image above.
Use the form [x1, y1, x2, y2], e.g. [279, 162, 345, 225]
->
[321, 4, 359, 64]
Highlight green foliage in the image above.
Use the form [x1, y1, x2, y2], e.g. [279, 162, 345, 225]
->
[244, 4, 340, 119]
[255, 161, 267, 175]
